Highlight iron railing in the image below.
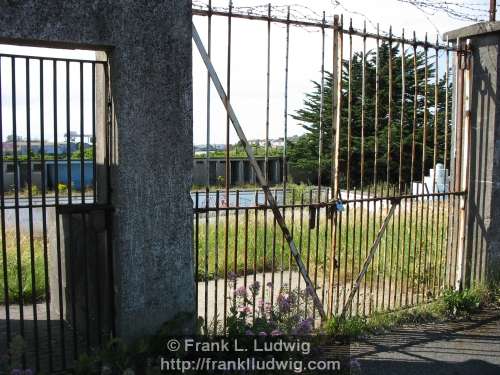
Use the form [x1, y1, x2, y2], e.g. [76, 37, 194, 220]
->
[193, 2, 469, 333]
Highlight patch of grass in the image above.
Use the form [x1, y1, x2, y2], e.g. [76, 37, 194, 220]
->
[0, 231, 46, 304]
[195, 195, 449, 300]
[442, 286, 488, 317]
[324, 315, 368, 338]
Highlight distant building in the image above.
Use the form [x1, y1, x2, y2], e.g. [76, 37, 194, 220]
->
[65, 131, 94, 144]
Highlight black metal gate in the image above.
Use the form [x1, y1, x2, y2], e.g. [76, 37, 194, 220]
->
[0, 48, 114, 373]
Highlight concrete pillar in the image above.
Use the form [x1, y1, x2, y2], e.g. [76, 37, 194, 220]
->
[445, 22, 500, 286]
[0, 1, 195, 339]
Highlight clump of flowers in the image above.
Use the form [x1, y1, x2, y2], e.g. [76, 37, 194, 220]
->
[226, 281, 315, 336]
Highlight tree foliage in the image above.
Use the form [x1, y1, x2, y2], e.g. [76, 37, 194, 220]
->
[288, 42, 451, 189]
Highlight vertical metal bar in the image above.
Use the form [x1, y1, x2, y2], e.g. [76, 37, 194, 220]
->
[455, 40, 471, 290]
[305, 189, 313, 316]
[408, 34, 418, 306]
[53, 59, 66, 369]
[214, 190, 220, 334]
[79, 63, 85, 203]
[92, 64, 97, 203]
[490, 0, 497, 21]
[244, 206, 249, 288]
[281, 8, 290, 294]
[352, 186, 359, 316]
[386, 26, 393, 195]
[280, 190, 285, 290]
[288, 189, 295, 289]
[271, 189, 277, 305]
[321, 189, 330, 307]
[317, 12, 325, 199]
[234, 189, 240, 278]
[223, 0, 232, 333]
[431, 40, 440, 297]
[383, 26, 393, 311]
[417, 36, 429, 303]
[297, 192, 305, 293]
[451, 45, 464, 289]
[252, 190, 258, 322]
[204, 0, 213, 336]
[206, 0, 212, 186]
[195, 191, 200, 319]
[371, 24, 381, 314]
[395, 31, 406, 308]
[364, 185, 371, 314]
[26, 57, 41, 369]
[66, 61, 80, 359]
[443, 45, 453, 289]
[204, 188, 209, 334]
[344, 20, 353, 315]
[335, 194, 343, 315]
[422, 35, 431, 301]
[105, 58, 116, 339]
[0, 56, 10, 348]
[82, 213, 90, 352]
[313, 191, 321, 321]
[262, 193, 268, 303]
[327, 14, 342, 317]
[265, 3, 271, 183]
[358, 21, 367, 314]
[12, 57, 26, 359]
[343, 193, 350, 314]
[347, 19, 353, 196]
[283, 7, 290, 205]
[66, 61, 72, 204]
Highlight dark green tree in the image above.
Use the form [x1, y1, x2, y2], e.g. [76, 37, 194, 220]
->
[288, 42, 451, 190]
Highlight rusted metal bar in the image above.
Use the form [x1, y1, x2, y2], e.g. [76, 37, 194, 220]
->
[431, 39, 440, 297]
[455, 40, 471, 290]
[193, 22, 327, 319]
[204, 188, 209, 334]
[265, 3, 271, 183]
[358, 20, 367, 315]
[317, 11, 325, 200]
[371, 24, 381, 314]
[382, 26, 394, 311]
[223, 0, 232, 333]
[396, 31, 406, 308]
[206, 0, 212, 186]
[214, 190, 220, 334]
[327, 14, 342, 317]
[490, 0, 497, 21]
[284, 6, 290, 203]
[409, 33, 418, 306]
[282, 7, 290, 293]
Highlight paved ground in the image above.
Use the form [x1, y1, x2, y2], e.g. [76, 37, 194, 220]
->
[351, 307, 500, 374]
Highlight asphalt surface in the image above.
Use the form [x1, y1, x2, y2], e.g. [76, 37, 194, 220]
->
[351, 307, 500, 375]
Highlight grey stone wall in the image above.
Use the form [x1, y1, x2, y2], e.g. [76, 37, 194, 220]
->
[0, 1, 195, 338]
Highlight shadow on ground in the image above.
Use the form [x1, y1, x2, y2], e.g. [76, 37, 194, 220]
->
[351, 308, 500, 375]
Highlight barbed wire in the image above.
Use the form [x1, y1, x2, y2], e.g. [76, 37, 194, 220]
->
[192, 0, 490, 28]
[192, 0, 489, 46]
[395, 0, 489, 22]
[192, 1, 335, 25]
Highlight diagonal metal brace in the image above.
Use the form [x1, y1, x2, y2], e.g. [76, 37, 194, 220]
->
[192, 23, 326, 320]
[340, 199, 400, 318]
